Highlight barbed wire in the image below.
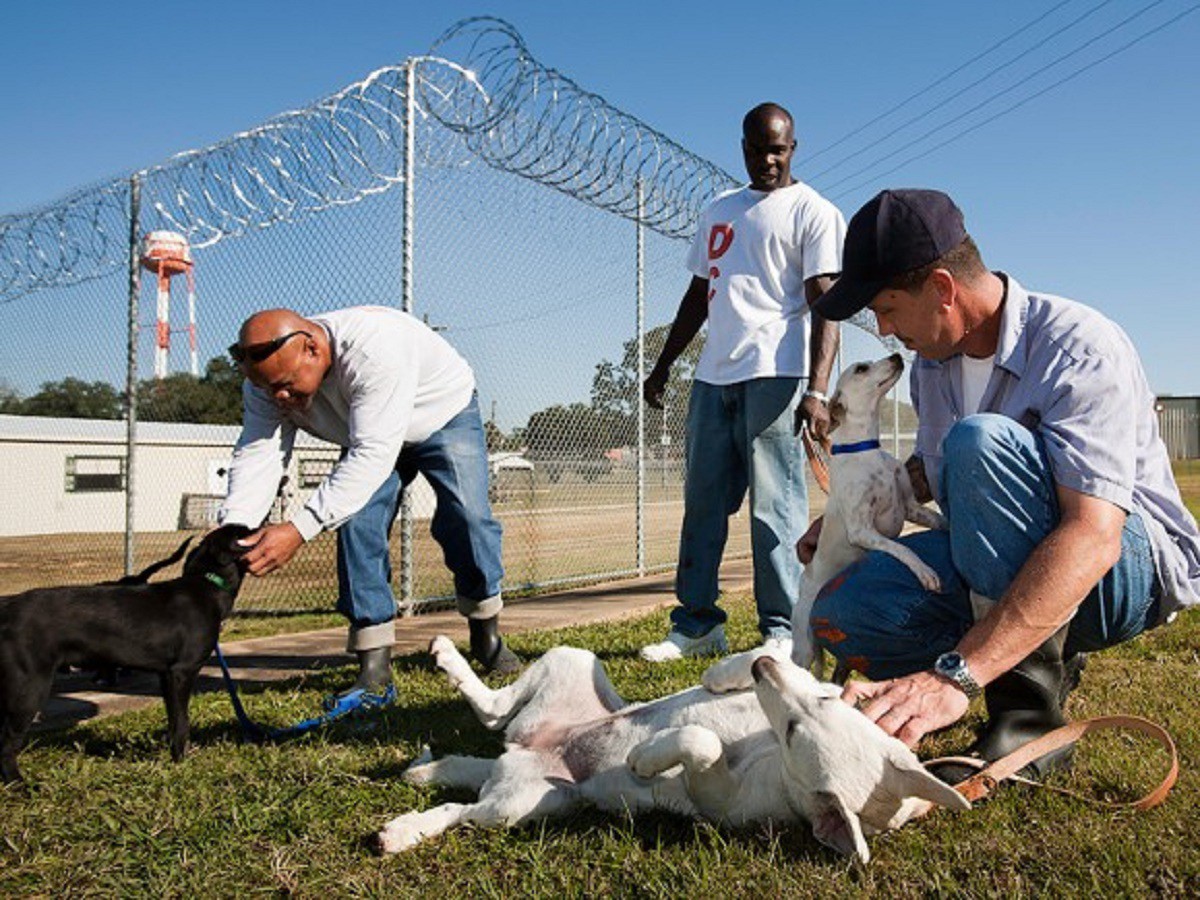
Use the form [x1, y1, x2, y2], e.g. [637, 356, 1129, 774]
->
[421, 17, 738, 238]
[0, 16, 891, 350]
[0, 17, 738, 305]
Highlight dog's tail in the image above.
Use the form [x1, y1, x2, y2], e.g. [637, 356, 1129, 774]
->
[110, 536, 196, 585]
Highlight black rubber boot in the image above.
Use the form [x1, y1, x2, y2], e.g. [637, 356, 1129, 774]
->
[933, 628, 1078, 785]
[340, 645, 394, 696]
[468, 615, 521, 675]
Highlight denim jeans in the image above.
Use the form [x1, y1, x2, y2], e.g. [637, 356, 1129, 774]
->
[671, 377, 806, 639]
[809, 414, 1161, 679]
[336, 393, 504, 641]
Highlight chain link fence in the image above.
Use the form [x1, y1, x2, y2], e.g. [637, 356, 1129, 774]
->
[0, 17, 901, 613]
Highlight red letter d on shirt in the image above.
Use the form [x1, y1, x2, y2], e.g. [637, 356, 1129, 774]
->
[708, 224, 734, 260]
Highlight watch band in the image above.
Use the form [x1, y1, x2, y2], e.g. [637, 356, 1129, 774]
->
[935, 651, 982, 699]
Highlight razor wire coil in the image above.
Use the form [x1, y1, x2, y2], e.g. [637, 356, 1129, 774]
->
[0, 16, 738, 305]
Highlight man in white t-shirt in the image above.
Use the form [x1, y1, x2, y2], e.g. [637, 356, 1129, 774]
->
[640, 103, 846, 661]
[220, 306, 519, 713]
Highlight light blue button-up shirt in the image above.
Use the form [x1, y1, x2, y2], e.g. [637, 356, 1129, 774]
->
[912, 274, 1200, 622]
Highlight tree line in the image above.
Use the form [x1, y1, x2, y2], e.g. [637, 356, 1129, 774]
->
[1, 325, 813, 456]
[0, 357, 245, 424]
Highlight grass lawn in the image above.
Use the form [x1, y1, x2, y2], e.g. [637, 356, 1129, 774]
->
[1173, 459, 1200, 520]
[2, 597, 1197, 898]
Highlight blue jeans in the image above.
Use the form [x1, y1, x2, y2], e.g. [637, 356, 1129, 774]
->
[809, 414, 1161, 679]
[672, 377, 806, 639]
[336, 394, 504, 638]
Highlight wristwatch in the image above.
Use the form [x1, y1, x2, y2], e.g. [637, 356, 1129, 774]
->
[934, 651, 982, 699]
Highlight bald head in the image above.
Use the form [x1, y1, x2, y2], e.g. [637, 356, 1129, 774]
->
[741, 103, 796, 192]
[239, 308, 311, 346]
[231, 308, 330, 413]
[742, 102, 794, 140]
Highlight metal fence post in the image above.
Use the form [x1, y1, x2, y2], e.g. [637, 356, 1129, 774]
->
[635, 179, 646, 576]
[893, 390, 900, 456]
[124, 174, 141, 576]
[397, 59, 417, 616]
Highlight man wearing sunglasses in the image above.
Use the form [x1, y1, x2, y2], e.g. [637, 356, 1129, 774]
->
[219, 305, 518, 712]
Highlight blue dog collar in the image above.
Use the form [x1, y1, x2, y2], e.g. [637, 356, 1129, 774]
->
[830, 439, 881, 455]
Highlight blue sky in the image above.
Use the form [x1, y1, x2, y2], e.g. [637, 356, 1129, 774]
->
[2, 0, 1199, 398]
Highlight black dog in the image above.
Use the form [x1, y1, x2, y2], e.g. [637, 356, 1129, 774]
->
[0, 524, 252, 784]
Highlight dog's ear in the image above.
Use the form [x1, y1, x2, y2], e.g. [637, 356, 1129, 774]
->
[884, 750, 972, 811]
[827, 394, 846, 434]
[809, 790, 869, 863]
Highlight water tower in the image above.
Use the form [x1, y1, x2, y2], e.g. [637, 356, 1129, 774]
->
[139, 231, 198, 378]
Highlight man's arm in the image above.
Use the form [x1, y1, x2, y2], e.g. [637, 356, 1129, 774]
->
[843, 483, 1127, 746]
[644, 275, 708, 409]
[219, 383, 294, 529]
[957, 486, 1125, 683]
[797, 274, 840, 438]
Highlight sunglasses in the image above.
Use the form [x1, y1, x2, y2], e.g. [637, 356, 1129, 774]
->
[228, 330, 312, 364]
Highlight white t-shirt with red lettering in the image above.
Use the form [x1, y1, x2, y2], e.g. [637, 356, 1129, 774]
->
[686, 181, 845, 385]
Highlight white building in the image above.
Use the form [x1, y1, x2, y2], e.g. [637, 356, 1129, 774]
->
[0, 415, 439, 536]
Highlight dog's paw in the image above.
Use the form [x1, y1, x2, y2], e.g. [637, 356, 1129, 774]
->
[701, 653, 757, 693]
[626, 742, 662, 780]
[429, 635, 455, 661]
[914, 565, 942, 592]
[626, 746, 651, 779]
[429, 636, 466, 676]
[373, 819, 427, 854]
[402, 746, 436, 784]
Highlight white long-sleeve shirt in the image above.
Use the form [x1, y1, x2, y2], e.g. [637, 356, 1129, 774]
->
[218, 306, 475, 540]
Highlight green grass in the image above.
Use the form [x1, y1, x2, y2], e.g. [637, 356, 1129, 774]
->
[3, 598, 1198, 898]
[1173, 459, 1200, 520]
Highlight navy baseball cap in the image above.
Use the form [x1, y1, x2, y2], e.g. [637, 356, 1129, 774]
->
[813, 188, 967, 321]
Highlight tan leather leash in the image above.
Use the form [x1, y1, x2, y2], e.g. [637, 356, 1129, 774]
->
[801, 424, 832, 495]
[925, 714, 1179, 811]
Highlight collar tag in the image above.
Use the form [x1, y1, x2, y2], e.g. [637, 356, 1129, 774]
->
[204, 571, 234, 592]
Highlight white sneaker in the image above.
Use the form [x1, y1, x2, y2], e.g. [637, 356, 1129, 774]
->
[639, 625, 729, 662]
[760, 635, 793, 659]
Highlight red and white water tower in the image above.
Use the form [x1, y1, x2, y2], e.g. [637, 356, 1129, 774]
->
[139, 231, 198, 378]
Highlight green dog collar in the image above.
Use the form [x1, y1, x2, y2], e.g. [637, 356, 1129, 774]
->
[203, 571, 235, 593]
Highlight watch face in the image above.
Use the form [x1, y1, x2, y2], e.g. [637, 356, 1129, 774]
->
[937, 651, 964, 675]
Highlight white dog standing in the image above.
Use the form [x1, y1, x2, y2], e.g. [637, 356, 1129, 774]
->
[373, 635, 968, 862]
[791, 353, 947, 672]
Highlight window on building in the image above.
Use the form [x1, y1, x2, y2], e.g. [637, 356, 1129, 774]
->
[65, 455, 126, 493]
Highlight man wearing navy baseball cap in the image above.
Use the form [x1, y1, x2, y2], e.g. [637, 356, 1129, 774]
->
[803, 188, 1200, 781]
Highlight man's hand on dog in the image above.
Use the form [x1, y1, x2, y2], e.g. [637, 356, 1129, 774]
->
[841, 670, 970, 748]
[239, 523, 304, 576]
[794, 393, 831, 439]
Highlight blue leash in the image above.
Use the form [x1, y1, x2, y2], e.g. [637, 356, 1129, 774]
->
[213, 644, 397, 743]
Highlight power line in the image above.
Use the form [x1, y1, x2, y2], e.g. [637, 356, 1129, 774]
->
[799, 0, 1080, 167]
[816, 0, 1173, 194]
[805, 0, 1121, 181]
[820, 0, 1169, 193]
[827, 2, 1200, 202]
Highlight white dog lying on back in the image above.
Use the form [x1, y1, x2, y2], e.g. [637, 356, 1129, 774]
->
[792, 353, 948, 672]
[372, 637, 968, 862]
